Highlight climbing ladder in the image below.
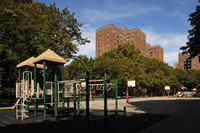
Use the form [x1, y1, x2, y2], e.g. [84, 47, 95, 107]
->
[15, 71, 32, 121]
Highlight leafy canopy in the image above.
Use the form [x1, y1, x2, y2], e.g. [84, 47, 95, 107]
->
[0, 0, 89, 88]
[180, 0, 200, 60]
[65, 44, 190, 96]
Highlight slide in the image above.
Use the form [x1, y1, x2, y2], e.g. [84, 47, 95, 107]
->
[11, 99, 20, 110]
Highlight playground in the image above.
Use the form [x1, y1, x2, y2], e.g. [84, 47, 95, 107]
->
[1, 49, 200, 132]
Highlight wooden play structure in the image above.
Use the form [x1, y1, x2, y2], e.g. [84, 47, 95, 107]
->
[14, 49, 67, 120]
[14, 49, 120, 121]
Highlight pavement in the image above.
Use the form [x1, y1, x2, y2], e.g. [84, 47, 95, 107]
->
[131, 97, 200, 133]
[70, 97, 200, 133]
[1, 97, 200, 132]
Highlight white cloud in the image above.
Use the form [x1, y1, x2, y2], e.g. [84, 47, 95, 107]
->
[143, 28, 187, 47]
[142, 28, 188, 66]
[81, 6, 161, 23]
[164, 52, 179, 65]
[76, 24, 96, 58]
[171, 10, 187, 20]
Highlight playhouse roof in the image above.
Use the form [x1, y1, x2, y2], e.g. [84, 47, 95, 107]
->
[33, 49, 66, 64]
[16, 57, 43, 69]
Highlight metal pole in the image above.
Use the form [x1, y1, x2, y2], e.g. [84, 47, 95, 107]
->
[18, 68, 21, 83]
[85, 71, 90, 125]
[18, 68, 21, 116]
[77, 85, 80, 114]
[25, 67, 29, 114]
[52, 66, 54, 105]
[43, 60, 46, 119]
[62, 64, 64, 107]
[54, 74, 58, 120]
[73, 77, 76, 118]
[34, 63, 37, 117]
[126, 87, 129, 103]
[124, 106, 126, 117]
[104, 73, 107, 117]
[115, 79, 118, 114]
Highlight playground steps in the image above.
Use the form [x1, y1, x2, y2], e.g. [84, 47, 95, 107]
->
[16, 95, 30, 121]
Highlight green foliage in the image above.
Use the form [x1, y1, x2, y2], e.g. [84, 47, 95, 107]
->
[65, 44, 199, 96]
[65, 55, 94, 79]
[0, 0, 89, 89]
[180, 1, 200, 60]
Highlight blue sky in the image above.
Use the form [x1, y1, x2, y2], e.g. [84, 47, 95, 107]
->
[37, 0, 198, 66]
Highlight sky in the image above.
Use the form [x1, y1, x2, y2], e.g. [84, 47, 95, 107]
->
[37, 0, 198, 66]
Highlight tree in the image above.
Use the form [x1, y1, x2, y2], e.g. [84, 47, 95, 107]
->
[65, 55, 94, 79]
[65, 43, 186, 96]
[180, 0, 200, 60]
[0, 0, 89, 89]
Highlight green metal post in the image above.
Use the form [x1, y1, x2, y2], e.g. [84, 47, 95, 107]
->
[85, 71, 90, 125]
[77, 85, 80, 114]
[104, 73, 107, 117]
[25, 67, 28, 80]
[73, 77, 76, 118]
[34, 63, 37, 117]
[115, 79, 118, 114]
[54, 74, 58, 120]
[43, 61, 46, 119]
[124, 106, 126, 117]
[62, 64, 64, 107]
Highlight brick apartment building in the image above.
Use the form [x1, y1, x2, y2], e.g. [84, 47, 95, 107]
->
[96, 24, 164, 61]
[173, 61, 179, 69]
[146, 43, 164, 61]
[175, 52, 200, 71]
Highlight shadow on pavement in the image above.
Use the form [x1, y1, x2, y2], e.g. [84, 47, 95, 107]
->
[0, 109, 168, 133]
[128, 99, 200, 115]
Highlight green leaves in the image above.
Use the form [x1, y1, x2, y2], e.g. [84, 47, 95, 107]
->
[66, 43, 200, 96]
[0, 0, 89, 89]
[180, 1, 200, 60]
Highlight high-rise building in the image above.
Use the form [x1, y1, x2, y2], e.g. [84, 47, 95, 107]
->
[173, 61, 179, 69]
[96, 24, 164, 61]
[177, 52, 200, 71]
[146, 43, 164, 61]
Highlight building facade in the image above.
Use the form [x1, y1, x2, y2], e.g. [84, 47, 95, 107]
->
[177, 52, 200, 71]
[173, 61, 179, 69]
[96, 24, 164, 61]
[146, 43, 164, 61]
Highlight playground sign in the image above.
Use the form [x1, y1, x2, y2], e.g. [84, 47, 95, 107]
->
[127, 80, 136, 87]
[165, 86, 170, 91]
